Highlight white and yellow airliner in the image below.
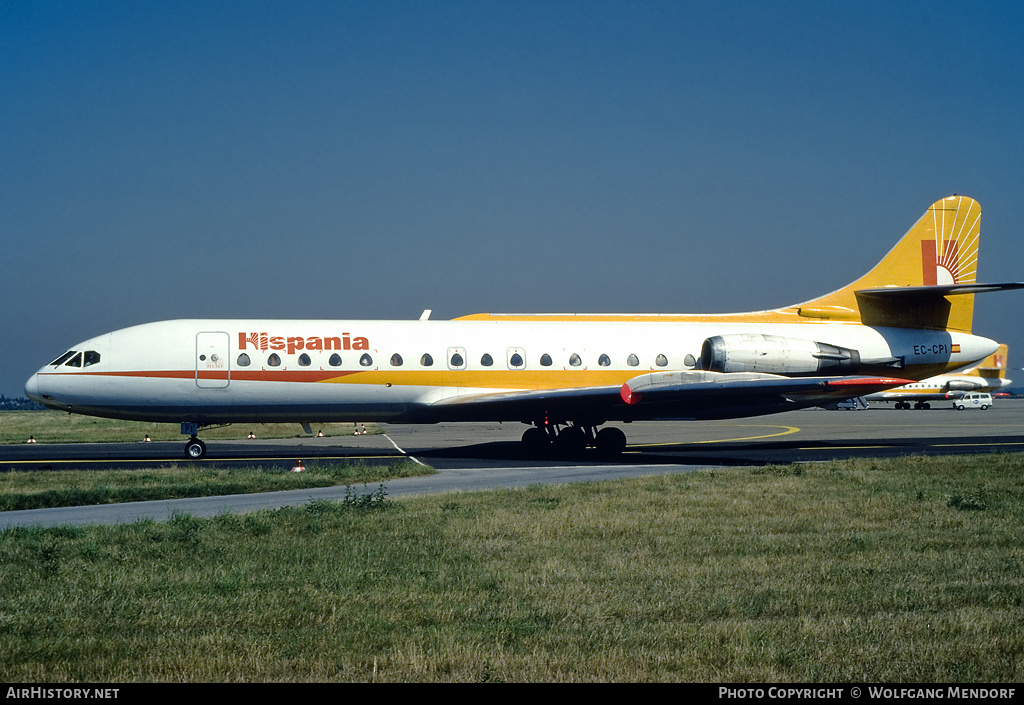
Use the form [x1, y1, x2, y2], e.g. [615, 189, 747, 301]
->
[865, 344, 1012, 409]
[25, 196, 1024, 459]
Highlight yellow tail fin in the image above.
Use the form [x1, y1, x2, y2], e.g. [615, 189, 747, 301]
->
[973, 343, 1009, 380]
[793, 195, 981, 332]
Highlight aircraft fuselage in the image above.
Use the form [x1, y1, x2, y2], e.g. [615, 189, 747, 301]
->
[26, 317, 996, 425]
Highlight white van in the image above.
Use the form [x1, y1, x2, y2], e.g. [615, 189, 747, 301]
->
[953, 393, 993, 410]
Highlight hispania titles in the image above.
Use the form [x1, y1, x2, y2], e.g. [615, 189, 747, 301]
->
[238, 332, 370, 356]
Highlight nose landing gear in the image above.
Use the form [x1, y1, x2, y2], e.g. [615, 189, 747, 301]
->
[181, 422, 208, 460]
[185, 436, 207, 459]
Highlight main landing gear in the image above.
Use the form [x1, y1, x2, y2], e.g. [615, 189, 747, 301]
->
[521, 420, 628, 457]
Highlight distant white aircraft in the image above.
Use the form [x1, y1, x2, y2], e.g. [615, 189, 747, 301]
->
[25, 196, 1024, 459]
[865, 344, 1012, 409]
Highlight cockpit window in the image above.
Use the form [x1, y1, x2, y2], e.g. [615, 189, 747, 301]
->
[50, 351, 76, 366]
[51, 350, 100, 368]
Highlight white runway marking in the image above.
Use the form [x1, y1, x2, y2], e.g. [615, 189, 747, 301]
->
[383, 434, 429, 467]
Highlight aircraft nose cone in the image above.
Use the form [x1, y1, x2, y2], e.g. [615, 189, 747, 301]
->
[24, 373, 41, 403]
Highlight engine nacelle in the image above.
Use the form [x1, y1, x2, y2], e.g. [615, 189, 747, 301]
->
[944, 379, 983, 392]
[700, 334, 861, 376]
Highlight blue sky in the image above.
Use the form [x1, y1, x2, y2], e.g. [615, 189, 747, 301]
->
[3, 1, 1024, 397]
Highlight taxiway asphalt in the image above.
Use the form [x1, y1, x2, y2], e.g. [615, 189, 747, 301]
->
[2, 401, 1021, 528]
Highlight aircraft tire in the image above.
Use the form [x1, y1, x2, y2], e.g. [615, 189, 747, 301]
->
[595, 427, 627, 457]
[554, 426, 587, 455]
[185, 438, 207, 460]
[521, 427, 548, 450]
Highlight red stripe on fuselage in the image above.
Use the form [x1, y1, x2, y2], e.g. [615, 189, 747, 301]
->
[37, 370, 362, 383]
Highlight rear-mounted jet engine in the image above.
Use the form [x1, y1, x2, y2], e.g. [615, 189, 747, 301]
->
[700, 334, 861, 376]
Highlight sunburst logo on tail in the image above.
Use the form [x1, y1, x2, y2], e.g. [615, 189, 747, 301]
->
[921, 240, 961, 284]
[921, 196, 979, 285]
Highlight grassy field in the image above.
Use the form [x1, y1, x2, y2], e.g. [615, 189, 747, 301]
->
[0, 410, 377, 445]
[2, 453, 1023, 682]
[0, 410, 414, 511]
[0, 460, 431, 511]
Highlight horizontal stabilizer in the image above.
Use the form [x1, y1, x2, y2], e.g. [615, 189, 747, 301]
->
[856, 282, 1024, 299]
[853, 281, 1024, 331]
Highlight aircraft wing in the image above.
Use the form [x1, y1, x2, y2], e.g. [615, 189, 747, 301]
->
[619, 371, 912, 405]
[429, 370, 913, 422]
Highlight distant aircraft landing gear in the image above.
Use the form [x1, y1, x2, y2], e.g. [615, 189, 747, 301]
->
[521, 420, 627, 457]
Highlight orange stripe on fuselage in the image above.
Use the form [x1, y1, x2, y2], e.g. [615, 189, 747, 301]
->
[39, 368, 630, 389]
[36, 362, 970, 390]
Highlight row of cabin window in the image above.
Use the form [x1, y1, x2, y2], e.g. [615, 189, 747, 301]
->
[236, 351, 700, 369]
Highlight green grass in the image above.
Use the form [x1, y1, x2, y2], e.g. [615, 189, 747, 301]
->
[0, 460, 432, 511]
[2, 453, 1023, 682]
[1, 410, 378, 445]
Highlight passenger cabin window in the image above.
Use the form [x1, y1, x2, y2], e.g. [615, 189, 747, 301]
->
[569, 354, 582, 367]
[540, 354, 552, 367]
[420, 353, 433, 367]
[299, 353, 311, 367]
[359, 353, 373, 367]
[655, 354, 668, 367]
[684, 354, 696, 368]
[329, 353, 342, 367]
[448, 348, 467, 370]
[598, 354, 611, 367]
[390, 353, 403, 367]
[507, 348, 526, 369]
[627, 354, 639, 367]
[481, 353, 493, 367]
[237, 353, 251, 367]
[268, 354, 281, 367]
